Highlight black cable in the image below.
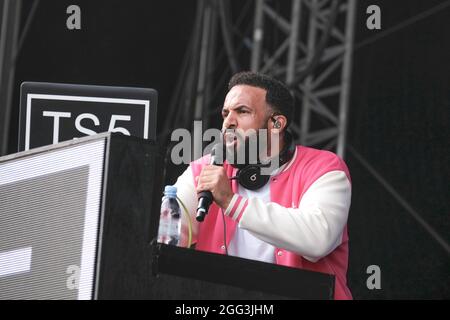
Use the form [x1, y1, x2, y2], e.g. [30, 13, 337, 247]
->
[221, 208, 228, 255]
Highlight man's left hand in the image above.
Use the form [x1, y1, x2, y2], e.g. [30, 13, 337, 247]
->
[196, 165, 234, 210]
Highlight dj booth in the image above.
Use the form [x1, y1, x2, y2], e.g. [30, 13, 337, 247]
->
[0, 82, 335, 300]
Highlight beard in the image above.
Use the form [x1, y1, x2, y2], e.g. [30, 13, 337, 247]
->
[222, 126, 270, 169]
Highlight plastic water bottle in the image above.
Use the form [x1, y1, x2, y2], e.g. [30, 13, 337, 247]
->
[157, 185, 181, 246]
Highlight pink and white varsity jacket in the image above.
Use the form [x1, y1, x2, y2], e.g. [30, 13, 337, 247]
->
[175, 145, 352, 299]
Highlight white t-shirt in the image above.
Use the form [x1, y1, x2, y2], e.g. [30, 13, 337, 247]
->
[227, 165, 286, 263]
[227, 182, 276, 263]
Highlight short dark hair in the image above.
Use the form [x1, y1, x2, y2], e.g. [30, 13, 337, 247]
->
[228, 71, 294, 127]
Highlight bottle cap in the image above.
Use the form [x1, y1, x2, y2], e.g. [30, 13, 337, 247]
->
[164, 185, 177, 198]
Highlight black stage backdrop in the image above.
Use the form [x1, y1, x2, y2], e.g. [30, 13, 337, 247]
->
[7, 0, 450, 299]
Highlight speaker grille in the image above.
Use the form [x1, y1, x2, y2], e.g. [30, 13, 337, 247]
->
[0, 139, 105, 300]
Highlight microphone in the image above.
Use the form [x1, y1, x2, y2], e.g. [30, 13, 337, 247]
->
[196, 143, 223, 222]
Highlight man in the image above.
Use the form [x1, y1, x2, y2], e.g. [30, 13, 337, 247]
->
[174, 71, 352, 299]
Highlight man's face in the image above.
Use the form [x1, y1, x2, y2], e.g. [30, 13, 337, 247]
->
[221, 85, 271, 152]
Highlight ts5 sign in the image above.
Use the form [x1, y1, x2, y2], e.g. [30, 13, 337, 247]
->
[19, 82, 157, 151]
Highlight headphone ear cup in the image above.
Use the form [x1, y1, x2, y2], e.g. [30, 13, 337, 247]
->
[237, 165, 270, 190]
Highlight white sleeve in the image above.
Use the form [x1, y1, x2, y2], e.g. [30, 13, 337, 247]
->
[174, 166, 199, 246]
[229, 170, 351, 262]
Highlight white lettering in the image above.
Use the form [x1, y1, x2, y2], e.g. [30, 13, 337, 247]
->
[108, 114, 131, 135]
[66, 5, 81, 30]
[75, 113, 100, 136]
[366, 5, 381, 30]
[42, 111, 71, 144]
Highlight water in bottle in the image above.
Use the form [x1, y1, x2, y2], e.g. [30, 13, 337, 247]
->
[157, 185, 181, 246]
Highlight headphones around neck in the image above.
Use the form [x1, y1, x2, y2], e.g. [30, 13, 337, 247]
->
[231, 131, 295, 190]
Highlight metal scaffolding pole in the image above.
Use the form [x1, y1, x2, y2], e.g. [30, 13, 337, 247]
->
[159, 0, 219, 143]
[337, 0, 356, 157]
[174, 0, 449, 258]
[300, 0, 318, 147]
[162, 0, 356, 159]
[250, 0, 357, 158]
[286, 0, 302, 86]
[250, 0, 264, 72]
